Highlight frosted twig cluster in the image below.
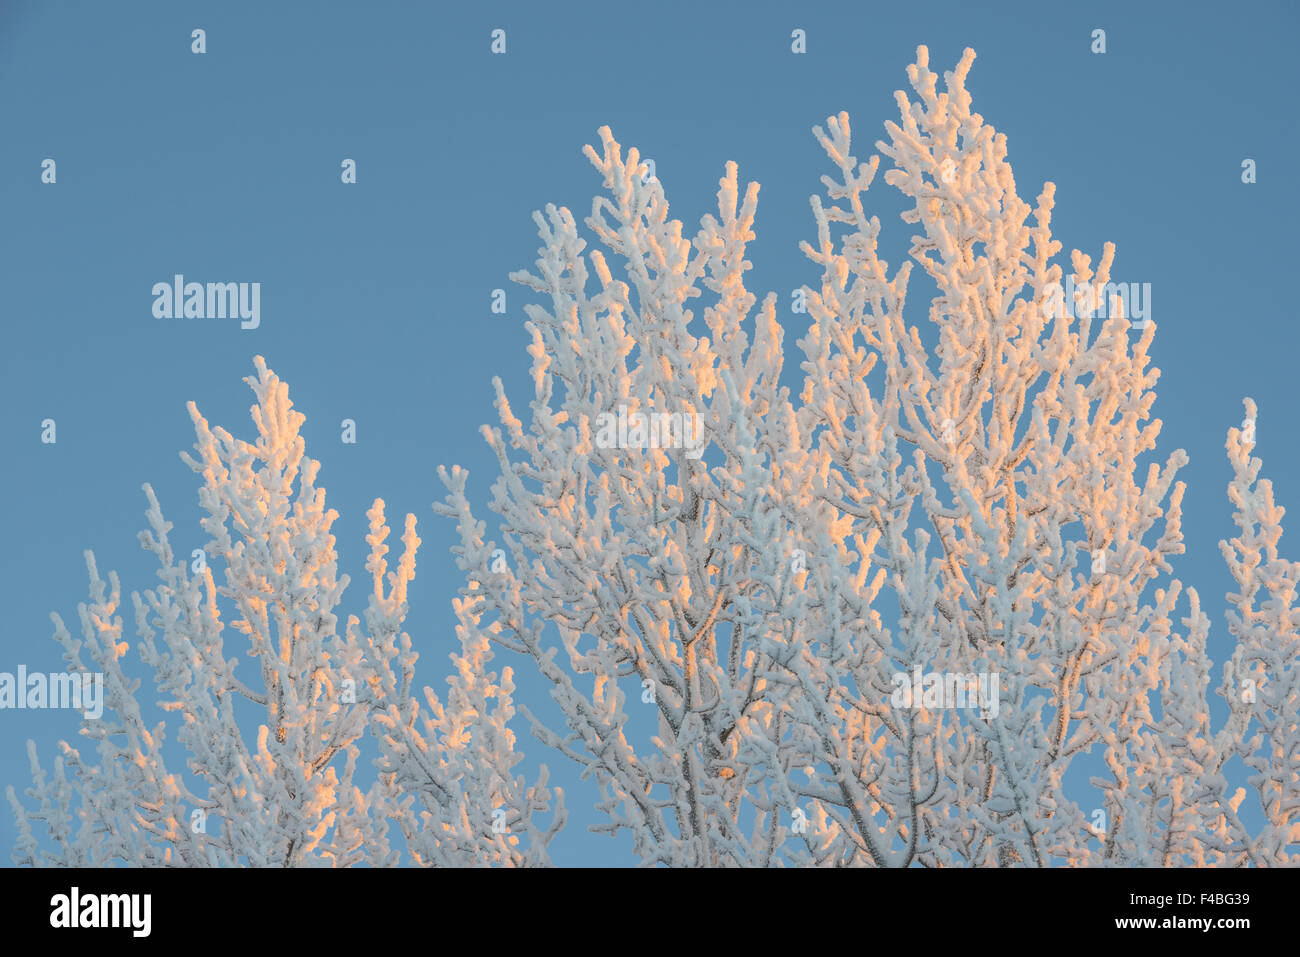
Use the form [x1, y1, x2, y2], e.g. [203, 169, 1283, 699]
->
[8, 358, 563, 866]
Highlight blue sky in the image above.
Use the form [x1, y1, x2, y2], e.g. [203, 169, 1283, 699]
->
[1, 0, 1296, 865]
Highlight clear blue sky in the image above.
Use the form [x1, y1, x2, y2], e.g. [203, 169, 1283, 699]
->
[2, 0, 1296, 865]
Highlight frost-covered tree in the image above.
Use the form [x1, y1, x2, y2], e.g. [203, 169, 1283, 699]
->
[437, 46, 1298, 866]
[10, 47, 1295, 870]
[8, 357, 563, 866]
